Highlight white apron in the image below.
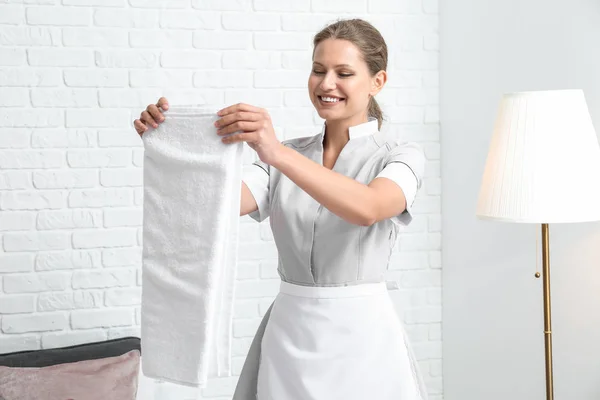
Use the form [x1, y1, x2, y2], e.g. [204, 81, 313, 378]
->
[256, 281, 428, 400]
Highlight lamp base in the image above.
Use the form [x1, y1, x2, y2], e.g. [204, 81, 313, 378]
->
[541, 223, 554, 400]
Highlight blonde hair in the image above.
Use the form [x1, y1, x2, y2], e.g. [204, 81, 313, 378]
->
[312, 19, 388, 130]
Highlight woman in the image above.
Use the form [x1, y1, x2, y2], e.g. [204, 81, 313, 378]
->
[134, 18, 428, 400]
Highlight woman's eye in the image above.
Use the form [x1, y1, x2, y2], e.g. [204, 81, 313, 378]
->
[312, 70, 353, 78]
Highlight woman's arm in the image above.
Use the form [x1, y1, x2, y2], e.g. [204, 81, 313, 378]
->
[270, 146, 405, 226]
[212, 103, 408, 225]
[240, 181, 259, 217]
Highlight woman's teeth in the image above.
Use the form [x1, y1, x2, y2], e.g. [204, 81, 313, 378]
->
[320, 96, 343, 103]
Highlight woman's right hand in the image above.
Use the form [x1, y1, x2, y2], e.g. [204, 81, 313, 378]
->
[133, 97, 169, 136]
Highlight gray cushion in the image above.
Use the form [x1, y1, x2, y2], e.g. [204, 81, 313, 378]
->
[0, 336, 141, 368]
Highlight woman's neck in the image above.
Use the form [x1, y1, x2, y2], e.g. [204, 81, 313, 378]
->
[323, 114, 370, 153]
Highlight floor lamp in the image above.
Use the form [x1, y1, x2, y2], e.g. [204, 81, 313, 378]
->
[475, 89, 600, 400]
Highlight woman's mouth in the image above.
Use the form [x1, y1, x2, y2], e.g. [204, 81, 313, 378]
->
[318, 95, 345, 105]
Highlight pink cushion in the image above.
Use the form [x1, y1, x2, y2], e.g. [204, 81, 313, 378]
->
[0, 349, 140, 400]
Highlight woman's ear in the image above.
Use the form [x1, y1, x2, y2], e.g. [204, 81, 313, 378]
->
[370, 70, 387, 97]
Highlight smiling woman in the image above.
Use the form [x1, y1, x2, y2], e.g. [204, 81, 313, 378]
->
[309, 19, 387, 133]
[132, 17, 427, 400]
[230, 19, 429, 400]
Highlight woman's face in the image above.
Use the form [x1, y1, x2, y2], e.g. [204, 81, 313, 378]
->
[308, 38, 384, 125]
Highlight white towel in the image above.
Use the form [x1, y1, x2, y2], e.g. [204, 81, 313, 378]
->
[140, 105, 243, 388]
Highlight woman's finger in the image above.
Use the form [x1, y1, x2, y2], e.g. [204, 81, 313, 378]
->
[218, 120, 261, 137]
[222, 130, 254, 144]
[147, 104, 164, 124]
[134, 119, 147, 135]
[157, 97, 169, 111]
[216, 111, 261, 131]
[217, 102, 263, 117]
[140, 111, 158, 128]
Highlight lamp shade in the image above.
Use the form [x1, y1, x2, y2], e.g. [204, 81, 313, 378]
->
[476, 89, 600, 223]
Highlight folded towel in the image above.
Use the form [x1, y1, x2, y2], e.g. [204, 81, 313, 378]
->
[140, 105, 243, 388]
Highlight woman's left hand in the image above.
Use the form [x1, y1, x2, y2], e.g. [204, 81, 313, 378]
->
[215, 103, 284, 166]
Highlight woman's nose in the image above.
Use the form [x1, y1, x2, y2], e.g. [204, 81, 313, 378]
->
[319, 73, 336, 90]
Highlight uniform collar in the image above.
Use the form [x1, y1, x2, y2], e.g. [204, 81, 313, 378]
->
[320, 117, 379, 143]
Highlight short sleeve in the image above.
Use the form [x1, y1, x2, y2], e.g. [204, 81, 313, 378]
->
[242, 159, 270, 223]
[375, 141, 425, 226]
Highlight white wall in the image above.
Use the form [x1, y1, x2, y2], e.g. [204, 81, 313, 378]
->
[441, 0, 600, 399]
[0, 0, 442, 399]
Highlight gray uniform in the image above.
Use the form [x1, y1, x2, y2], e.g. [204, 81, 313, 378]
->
[232, 118, 425, 399]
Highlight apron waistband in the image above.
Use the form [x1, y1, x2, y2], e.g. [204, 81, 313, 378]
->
[279, 280, 387, 299]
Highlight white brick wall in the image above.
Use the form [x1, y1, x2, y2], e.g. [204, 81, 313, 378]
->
[0, 1, 441, 399]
